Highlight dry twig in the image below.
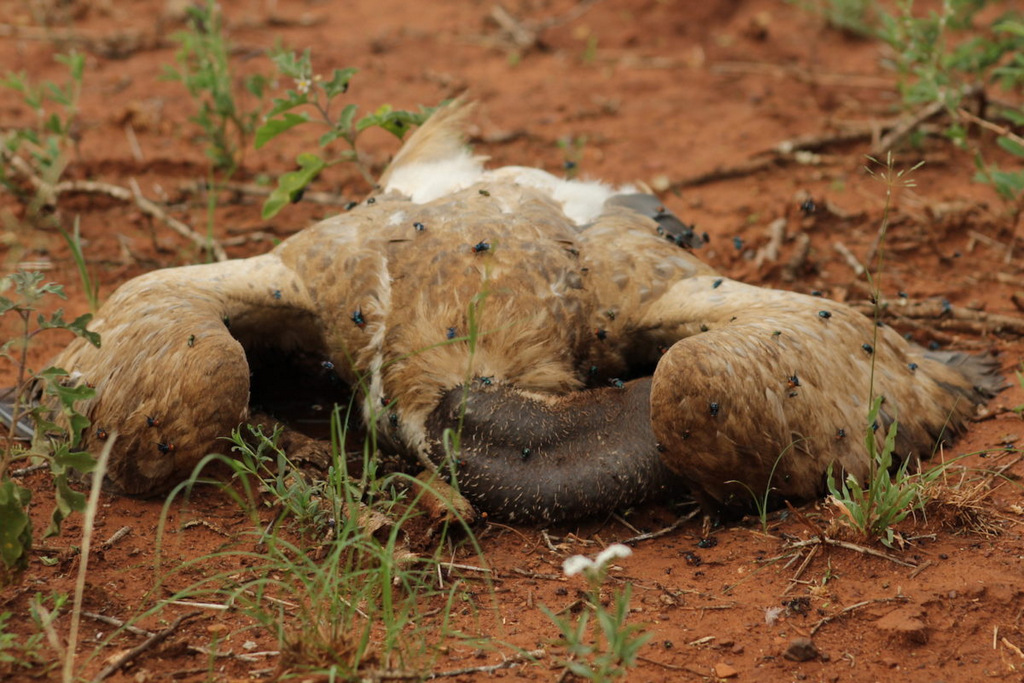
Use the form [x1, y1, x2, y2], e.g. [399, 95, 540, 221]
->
[833, 242, 866, 275]
[852, 299, 1024, 337]
[636, 655, 706, 676]
[785, 537, 917, 568]
[509, 566, 564, 581]
[907, 559, 933, 579]
[91, 611, 202, 683]
[101, 526, 132, 549]
[620, 507, 701, 545]
[429, 649, 545, 678]
[1, 144, 227, 261]
[811, 597, 906, 636]
[781, 544, 820, 596]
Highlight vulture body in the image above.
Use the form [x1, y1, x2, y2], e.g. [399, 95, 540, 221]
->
[44, 102, 999, 522]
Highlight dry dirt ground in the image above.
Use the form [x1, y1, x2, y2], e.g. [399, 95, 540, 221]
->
[3, 0, 1024, 681]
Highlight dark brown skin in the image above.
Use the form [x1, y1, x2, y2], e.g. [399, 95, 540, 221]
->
[425, 378, 685, 523]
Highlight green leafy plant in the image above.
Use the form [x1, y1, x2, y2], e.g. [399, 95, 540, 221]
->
[826, 398, 926, 547]
[825, 155, 936, 548]
[727, 440, 803, 534]
[0, 610, 48, 675]
[163, 0, 267, 174]
[0, 272, 100, 586]
[789, 0, 880, 37]
[970, 16, 1024, 209]
[877, 2, 1024, 208]
[542, 544, 650, 681]
[800, 2, 1024, 212]
[255, 49, 437, 219]
[0, 592, 66, 677]
[143, 405, 488, 678]
[0, 51, 84, 223]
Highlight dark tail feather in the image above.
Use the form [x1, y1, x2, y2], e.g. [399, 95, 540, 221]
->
[924, 350, 1007, 400]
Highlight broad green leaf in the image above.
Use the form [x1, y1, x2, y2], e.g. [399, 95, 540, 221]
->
[318, 128, 348, 148]
[67, 313, 100, 348]
[338, 103, 358, 136]
[323, 67, 357, 99]
[997, 135, 1024, 159]
[52, 448, 96, 475]
[255, 112, 309, 149]
[45, 474, 86, 538]
[271, 48, 310, 79]
[261, 153, 326, 219]
[994, 18, 1024, 38]
[265, 92, 309, 119]
[56, 51, 85, 82]
[0, 480, 32, 572]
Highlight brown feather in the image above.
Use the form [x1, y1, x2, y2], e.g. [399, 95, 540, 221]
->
[646, 276, 986, 514]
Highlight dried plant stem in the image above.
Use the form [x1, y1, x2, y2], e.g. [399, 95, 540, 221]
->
[1, 145, 227, 261]
[63, 436, 115, 683]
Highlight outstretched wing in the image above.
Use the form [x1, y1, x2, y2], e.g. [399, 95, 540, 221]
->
[45, 254, 320, 495]
[645, 276, 996, 513]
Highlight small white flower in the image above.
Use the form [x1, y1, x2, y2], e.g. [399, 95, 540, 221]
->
[594, 543, 632, 568]
[563, 555, 595, 577]
[295, 76, 312, 94]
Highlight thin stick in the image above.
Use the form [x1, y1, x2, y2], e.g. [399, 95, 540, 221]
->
[429, 648, 545, 678]
[810, 597, 905, 635]
[869, 99, 946, 157]
[509, 567, 564, 581]
[620, 507, 700, 544]
[160, 599, 230, 610]
[400, 555, 492, 575]
[781, 544, 819, 596]
[1002, 637, 1024, 659]
[785, 537, 917, 568]
[87, 602, 281, 663]
[636, 654, 706, 676]
[907, 559, 933, 579]
[851, 299, 1024, 336]
[612, 512, 641, 535]
[184, 179, 353, 208]
[755, 217, 787, 268]
[0, 144, 227, 261]
[91, 610, 202, 683]
[123, 123, 144, 162]
[783, 233, 811, 281]
[10, 463, 47, 476]
[101, 526, 132, 549]
[64, 436, 115, 683]
[957, 108, 1024, 148]
[127, 178, 228, 261]
[833, 242, 866, 275]
[85, 612, 271, 662]
[671, 156, 779, 190]
[81, 611, 153, 637]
